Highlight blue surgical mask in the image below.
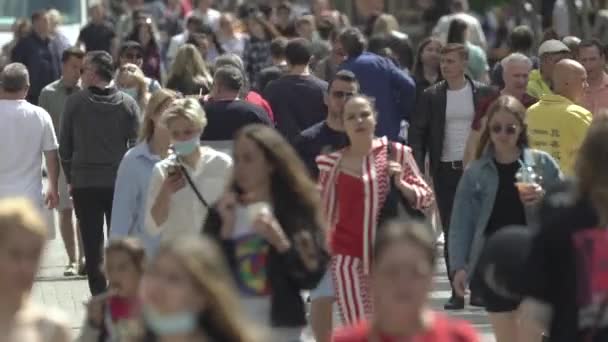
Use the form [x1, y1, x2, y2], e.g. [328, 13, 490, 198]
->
[143, 306, 198, 335]
[172, 135, 200, 156]
[121, 87, 138, 99]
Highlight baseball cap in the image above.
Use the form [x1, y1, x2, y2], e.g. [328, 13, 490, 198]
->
[538, 39, 570, 56]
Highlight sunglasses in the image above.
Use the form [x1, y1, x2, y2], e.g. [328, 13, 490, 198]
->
[490, 124, 518, 135]
[124, 53, 142, 59]
[331, 91, 354, 99]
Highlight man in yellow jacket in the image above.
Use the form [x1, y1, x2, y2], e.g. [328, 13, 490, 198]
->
[527, 39, 571, 99]
[526, 59, 592, 175]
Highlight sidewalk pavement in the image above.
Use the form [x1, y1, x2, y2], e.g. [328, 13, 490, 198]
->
[31, 224, 495, 341]
[32, 236, 88, 335]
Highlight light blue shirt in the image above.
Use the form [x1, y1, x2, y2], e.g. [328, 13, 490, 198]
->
[110, 142, 162, 254]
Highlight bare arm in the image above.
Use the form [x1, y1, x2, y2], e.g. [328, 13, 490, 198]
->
[151, 187, 172, 227]
[44, 150, 60, 193]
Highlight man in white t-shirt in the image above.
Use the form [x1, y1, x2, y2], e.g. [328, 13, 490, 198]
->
[409, 43, 496, 310]
[0, 63, 59, 209]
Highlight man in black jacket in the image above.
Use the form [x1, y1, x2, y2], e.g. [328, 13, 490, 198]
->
[409, 43, 497, 310]
[59, 51, 140, 295]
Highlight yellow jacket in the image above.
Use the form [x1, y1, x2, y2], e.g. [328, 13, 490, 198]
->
[526, 94, 592, 175]
[527, 69, 553, 99]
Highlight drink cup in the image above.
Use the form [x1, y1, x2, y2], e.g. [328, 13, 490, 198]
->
[247, 202, 271, 222]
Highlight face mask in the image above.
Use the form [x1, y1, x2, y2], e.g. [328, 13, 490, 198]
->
[121, 87, 138, 99]
[172, 135, 200, 156]
[143, 306, 198, 335]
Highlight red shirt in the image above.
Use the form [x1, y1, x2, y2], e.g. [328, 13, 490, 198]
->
[331, 172, 365, 257]
[332, 313, 479, 342]
[245, 91, 275, 123]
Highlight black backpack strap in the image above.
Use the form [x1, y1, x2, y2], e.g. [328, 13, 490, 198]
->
[179, 164, 209, 208]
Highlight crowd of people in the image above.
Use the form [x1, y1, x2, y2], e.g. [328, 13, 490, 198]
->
[2, 0, 608, 341]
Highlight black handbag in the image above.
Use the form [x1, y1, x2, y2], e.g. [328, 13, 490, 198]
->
[377, 143, 425, 229]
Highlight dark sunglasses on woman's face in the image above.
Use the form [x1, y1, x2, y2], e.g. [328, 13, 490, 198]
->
[490, 124, 518, 135]
[331, 91, 355, 99]
[125, 53, 142, 59]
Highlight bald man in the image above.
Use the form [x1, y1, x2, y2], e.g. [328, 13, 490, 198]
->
[526, 59, 592, 175]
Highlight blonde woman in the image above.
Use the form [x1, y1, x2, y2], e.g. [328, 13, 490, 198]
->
[145, 98, 232, 241]
[449, 96, 561, 342]
[116, 63, 150, 112]
[166, 44, 213, 96]
[371, 14, 400, 36]
[110, 89, 178, 255]
[0, 198, 71, 341]
[136, 235, 261, 341]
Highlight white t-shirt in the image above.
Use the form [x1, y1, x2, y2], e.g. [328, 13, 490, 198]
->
[441, 83, 475, 162]
[0, 100, 58, 205]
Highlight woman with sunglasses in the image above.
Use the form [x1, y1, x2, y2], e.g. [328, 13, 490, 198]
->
[318, 95, 433, 326]
[448, 95, 562, 342]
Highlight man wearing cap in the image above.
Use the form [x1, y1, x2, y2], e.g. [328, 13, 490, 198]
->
[527, 39, 571, 99]
[526, 59, 592, 176]
[117, 41, 161, 93]
[59, 51, 140, 295]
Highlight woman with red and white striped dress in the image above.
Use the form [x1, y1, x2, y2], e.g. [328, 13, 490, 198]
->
[317, 95, 434, 326]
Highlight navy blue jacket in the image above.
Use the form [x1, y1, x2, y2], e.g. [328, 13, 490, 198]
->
[339, 52, 416, 140]
[11, 32, 61, 105]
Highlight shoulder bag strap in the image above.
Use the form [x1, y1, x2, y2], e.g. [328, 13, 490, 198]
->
[179, 165, 209, 208]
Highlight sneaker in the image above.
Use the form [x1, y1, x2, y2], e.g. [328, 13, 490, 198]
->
[63, 263, 77, 277]
[78, 262, 87, 276]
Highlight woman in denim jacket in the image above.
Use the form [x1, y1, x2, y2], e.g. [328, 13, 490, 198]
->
[448, 95, 562, 342]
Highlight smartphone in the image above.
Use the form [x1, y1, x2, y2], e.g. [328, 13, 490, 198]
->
[166, 164, 180, 177]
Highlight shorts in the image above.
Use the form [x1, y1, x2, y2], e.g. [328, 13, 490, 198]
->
[57, 167, 72, 211]
[309, 270, 334, 301]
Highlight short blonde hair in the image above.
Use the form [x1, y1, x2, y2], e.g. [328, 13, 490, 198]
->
[161, 98, 208, 132]
[0, 198, 47, 241]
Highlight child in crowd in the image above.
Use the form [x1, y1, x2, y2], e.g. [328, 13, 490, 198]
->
[78, 238, 146, 341]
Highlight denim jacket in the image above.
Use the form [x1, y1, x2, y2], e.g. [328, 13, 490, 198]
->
[448, 148, 562, 280]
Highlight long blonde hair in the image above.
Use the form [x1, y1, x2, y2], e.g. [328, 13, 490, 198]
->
[168, 44, 213, 90]
[146, 236, 262, 342]
[139, 88, 178, 142]
[474, 95, 529, 160]
[116, 63, 149, 110]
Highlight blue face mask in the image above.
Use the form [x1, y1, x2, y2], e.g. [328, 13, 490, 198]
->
[172, 135, 200, 156]
[143, 306, 198, 336]
[121, 87, 138, 99]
